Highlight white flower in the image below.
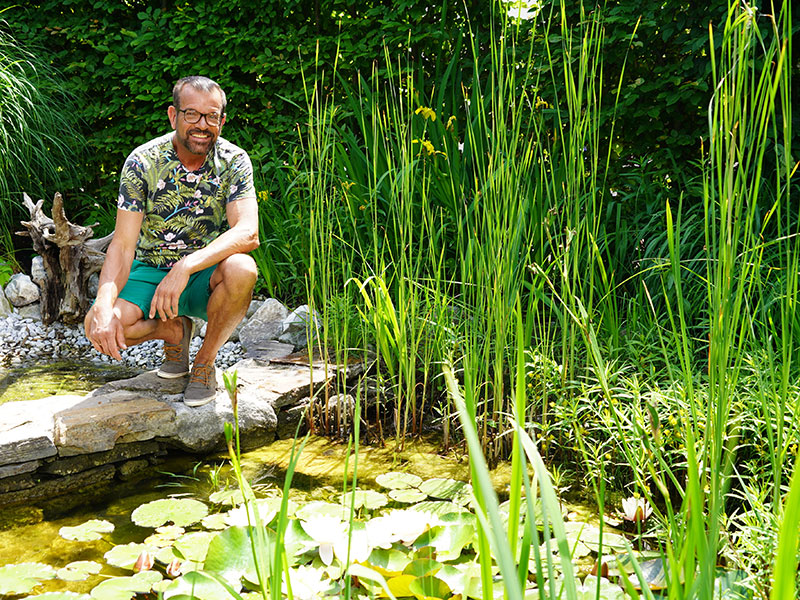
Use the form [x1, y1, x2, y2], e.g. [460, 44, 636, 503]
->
[157, 179, 166, 190]
[301, 515, 348, 566]
[193, 189, 202, 198]
[284, 565, 330, 600]
[621, 496, 653, 523]
[163, 232, 176, 242]
[186, 173, 201, 183]
[229, 184, 238, 195]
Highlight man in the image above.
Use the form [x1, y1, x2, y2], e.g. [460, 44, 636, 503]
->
[84, 75, 259, 407]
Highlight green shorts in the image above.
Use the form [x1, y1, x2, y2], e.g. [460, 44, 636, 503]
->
[118, 260, 216, 321]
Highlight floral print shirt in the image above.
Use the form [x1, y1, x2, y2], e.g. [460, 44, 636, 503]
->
[117, 132, 255, 268]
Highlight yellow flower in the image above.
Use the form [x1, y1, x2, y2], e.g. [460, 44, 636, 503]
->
[415, 106, 436, 121]
[446, 115, 456, 130]
[257, 190, 270, 202]
[535, 96, 549, 110]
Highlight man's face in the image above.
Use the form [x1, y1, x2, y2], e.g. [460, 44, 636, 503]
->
[168, 86, 226, 157]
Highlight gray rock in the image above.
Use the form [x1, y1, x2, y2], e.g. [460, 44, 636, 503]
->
[0, 396, 84, 464]
[278, 305, 321, 348]
[243, 340, 294, 361]
[0, 460, 41, 480]
[5, 274, 40, 307]
[17, 303, 42, 320]
[239, 298, 290, 351]
[0, 287, 11, 318]
[30, 256, 47, 288]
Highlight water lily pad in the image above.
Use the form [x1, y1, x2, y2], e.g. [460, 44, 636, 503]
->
[296, 501, 348, 521]
[203, 526, 262, 585]
[174, 531, 216, 563]
[366, 548, 412, 577]
[376, 472, 424, 490]
[631, 558, 668, 591]
[104, 543, 155, 570]
[208, 488, 245, 506]
[0, 563, 57, 595]
[59, 519, 115, 542]
[419, 478, 469, 501]
[414, 514, 476, 561]
[414, 500, 468, 517]
[340, 489, 388, 510]
[389, 488, 428, 503]
[224, 497, 284, 527]
[200, 513, 228, 530]
[576, 575, 626, 600]
[403, 558, 442, 578]
[438, 561, 483, 598]
[22, 593, 91, 600]
[409, 574, 451, 599]
[56, 561, 102, 581]
[574, 524, 629, 553]
[90, 571, 162, 600]
[145, 525, 185, 547]
[131, 498, 208, 528]
[163, 571, 231, 600]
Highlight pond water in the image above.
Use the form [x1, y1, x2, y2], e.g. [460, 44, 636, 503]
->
[0, 361, 143, 404]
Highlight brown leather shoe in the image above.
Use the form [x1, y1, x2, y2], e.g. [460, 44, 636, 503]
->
[157, 317, 192, 378]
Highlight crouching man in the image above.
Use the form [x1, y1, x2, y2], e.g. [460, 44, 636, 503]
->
[84, 75, 259, 407]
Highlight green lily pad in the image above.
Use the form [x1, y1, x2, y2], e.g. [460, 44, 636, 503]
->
[0, 563, 57, 595]
[415, 514, 476, 561]
[576, 575, 627, 600]
[174, 531, 216, 563]
[403, 558, 442, 578]
[438, 561, 483, 598]
[714, 569, 752, 599]
[59, 519, 115, 542]
[163, 571, 232, 600]
[631, 559, 668, 591]
[200, 513, 228, 530]
[145, 525, 185, 547]
[296, 501, 348, 522]
[208, 488, 245, 506]
[90, 571, 162, 600]
[203, 526, 262, 585]
[366, 548, 412, 577]
[414, 500, 468, 516]
[131, 498, 208, 528]
[22, 593, 91, 600]
[340, 489, 388, 510]
[376, 472, 423, 490]
[389, 488, 428, 503]
[574, 524, 630, 553]
[419, 478, 469, 501]
[408, 575, 451, 599]
[224, 497, 286, 527]
[56, 561, 102, 581]
[103, 543, 155, 570]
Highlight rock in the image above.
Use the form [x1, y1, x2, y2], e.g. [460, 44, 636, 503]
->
[0, 465, 116, 507]
[0, 287, 11, 318]
[239, 298, 289, 351]
[0, 460, 41, 480]
[17, 303, 42, 320]
[278, 305, 321, 348]
[5, 274, 40, 307]
[54, 391, 177, 456]
[40, 441, 162, 476]
[117, 459, 150, 480]
[30, 256, 46, 287]
[242, 340, 294, 361]
[0, 396, 84, 464]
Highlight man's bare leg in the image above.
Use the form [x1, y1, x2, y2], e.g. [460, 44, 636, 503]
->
[193, 253, 258, 367]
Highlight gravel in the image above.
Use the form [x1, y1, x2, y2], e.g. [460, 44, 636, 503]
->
[0, 312, 244, 371]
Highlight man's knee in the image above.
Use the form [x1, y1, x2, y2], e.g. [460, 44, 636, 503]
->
[215, 254, 258, 290]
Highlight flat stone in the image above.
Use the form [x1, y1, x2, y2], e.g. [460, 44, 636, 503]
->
[117, 459, 150, 480]
[54, 391, 176, 456]
[0, 460, 41, 479]
[233, 359, 333, 409]
[40, 441, 162, 476]
[0, 395, 85, 464]
[0, 465, 116, 507]
[89, 370, 187, 397]
[243, 340, 294, 361]
[0, 473, 36, 494]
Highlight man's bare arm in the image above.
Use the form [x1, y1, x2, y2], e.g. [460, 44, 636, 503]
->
[148, 195, 259, 321]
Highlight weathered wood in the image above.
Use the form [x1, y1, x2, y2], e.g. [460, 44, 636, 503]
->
[16, 192, 112, 325]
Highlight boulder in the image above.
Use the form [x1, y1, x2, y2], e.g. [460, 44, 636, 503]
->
[17, 303, 42, 320]
[0, 287, 11, 318]
[239, 298, 289, 351]
[5, 274, 40, 307]
[279, 305, 321, 348]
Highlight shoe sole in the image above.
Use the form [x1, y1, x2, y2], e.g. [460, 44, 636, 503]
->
[184, 395, 215, 407]
[157, 369, 191, 379]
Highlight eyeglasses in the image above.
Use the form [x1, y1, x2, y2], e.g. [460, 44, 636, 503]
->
[177, 108, 224, 126]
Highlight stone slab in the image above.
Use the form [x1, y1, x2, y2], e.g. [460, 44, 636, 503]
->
[233, 359, 333, 409]
[40, 440, 162, 476]
[0, 465, 116, 507]
[0, 395, 85, 464]
[243, 340, 295, 361]
[54, 391, 176, 456]
[0, 460, 41, 480]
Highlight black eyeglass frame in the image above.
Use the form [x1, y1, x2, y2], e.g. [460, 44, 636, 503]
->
[176, 108, 225, 126]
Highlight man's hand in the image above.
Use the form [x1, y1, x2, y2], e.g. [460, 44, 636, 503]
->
[149, 262, 190, 321]
[85, 303, 127, 360]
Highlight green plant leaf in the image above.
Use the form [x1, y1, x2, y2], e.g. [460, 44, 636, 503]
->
[56, 561, 102, 581]
[419, 478, 471, 503]
[59, 519, 115, 542]
[414, 514, 476, 561]
[173, 531, 216, 563]
[389, 488, 428, 504]
[203, 526, 260, 585]
[208, 489, 245, 506]
[376, 472, 424, 490]
[89, 571, 162, 600]
[103, 543, 155, 570]
[163, 571, 232, 600]
[366, 548, 412, 577]
[23, 594, 91, 600]
[341, 489, 389, 510]
[0, 563, 57, 595]
[131, 498, 208, 528]
[200, 513, 228, 530]
[414, 501, 468, 516]
[296, 501, 348, 521]
[408, 575, 451, 599]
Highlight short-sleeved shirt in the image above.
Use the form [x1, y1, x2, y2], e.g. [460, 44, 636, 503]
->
[117, 132, 256, 269]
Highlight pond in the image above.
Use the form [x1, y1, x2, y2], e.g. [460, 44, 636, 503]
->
[0, 361, 143, 405]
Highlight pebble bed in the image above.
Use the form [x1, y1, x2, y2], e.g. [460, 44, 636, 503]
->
[0, 312, 244, 371]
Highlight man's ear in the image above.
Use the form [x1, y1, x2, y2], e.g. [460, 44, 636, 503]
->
[167, 105, 177, 129]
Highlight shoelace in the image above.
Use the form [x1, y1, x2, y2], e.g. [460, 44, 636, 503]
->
[190, 364, 214, 386]
[164, 342, 185, 362]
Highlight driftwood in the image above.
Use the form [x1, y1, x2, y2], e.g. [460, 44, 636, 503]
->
[16, 192, 113, 325]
